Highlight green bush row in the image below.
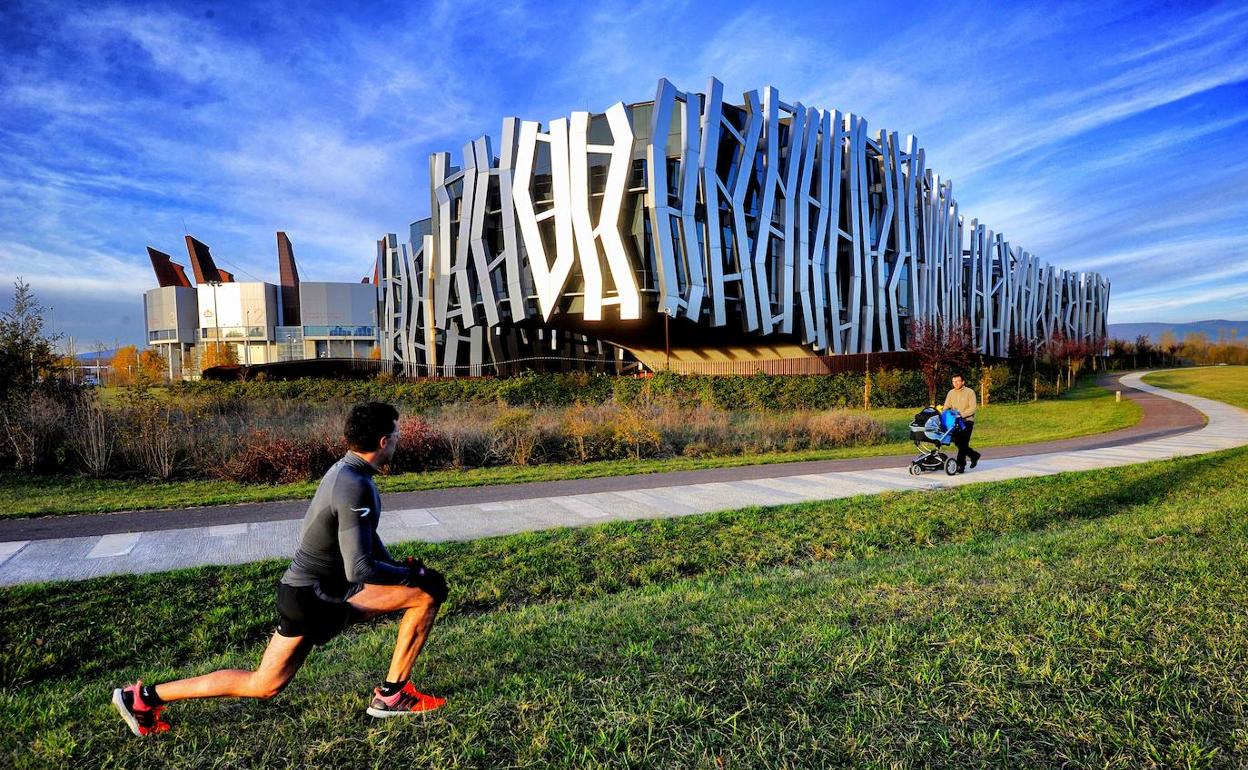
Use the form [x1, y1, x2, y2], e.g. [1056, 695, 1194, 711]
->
[175, 365, 1065, 412]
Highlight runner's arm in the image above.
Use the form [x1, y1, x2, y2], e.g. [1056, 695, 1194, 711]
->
[336, 482, 408, 585]
[372, 533, 394, 563]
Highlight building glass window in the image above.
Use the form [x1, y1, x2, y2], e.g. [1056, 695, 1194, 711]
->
[302, 325, 375, 338]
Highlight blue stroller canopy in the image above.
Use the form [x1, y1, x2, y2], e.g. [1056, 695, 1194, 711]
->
[921, 408, 961, 443]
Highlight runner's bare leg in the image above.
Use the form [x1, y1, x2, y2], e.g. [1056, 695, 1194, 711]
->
[349, 583, 440, 682]
[150, 633, 315, 702]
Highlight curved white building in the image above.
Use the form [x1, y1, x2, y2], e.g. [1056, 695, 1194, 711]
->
[369, 76, 1110, 375]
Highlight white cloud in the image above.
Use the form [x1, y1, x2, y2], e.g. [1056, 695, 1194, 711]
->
[0, 240, 152, 296]
[1112, 281, 1248, 318]
[66, 7, 269, 89]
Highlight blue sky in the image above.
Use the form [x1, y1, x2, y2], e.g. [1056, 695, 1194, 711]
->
[1, 0, 1246, 346]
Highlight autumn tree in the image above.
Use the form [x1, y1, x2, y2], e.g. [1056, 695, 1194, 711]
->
[110, 345, 138, 386]
[1175, 332, 1248, 365]
[1007, 333, 1037, 403]
[1135, 334, 1152, 368]
[138, 348, 168, 383]
[200, 342, 238, 371]
[1116, 338, 1135, 369]
[908, 317, 977, 405]
[1158, 330, 1179, 367]
[1182, 332, 1209, 363]
[1045, 332, 1093, 389]
[1107, 338, 1129, 370]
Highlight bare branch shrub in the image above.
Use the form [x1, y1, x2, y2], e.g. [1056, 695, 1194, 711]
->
[431, 406, 492, 468]
[808, 412, 887, 448]
[136, 404, 180, 479]
[68, 395, 115, 477]
[489, 407, 545, 466]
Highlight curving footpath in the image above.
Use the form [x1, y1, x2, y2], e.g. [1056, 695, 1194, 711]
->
[0, 371, 1244, 586]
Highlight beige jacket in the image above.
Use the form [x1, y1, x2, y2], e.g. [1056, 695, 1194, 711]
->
[943, 386, 977, 421]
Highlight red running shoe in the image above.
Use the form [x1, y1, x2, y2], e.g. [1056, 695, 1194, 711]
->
[111, 681, 171, 737]
[366, 681, 445, 718]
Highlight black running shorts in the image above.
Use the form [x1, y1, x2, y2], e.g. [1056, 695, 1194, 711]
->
[275, 581, 363, 644]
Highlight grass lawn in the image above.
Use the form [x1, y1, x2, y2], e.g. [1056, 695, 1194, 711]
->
[1144, 365, 1248, 410]
[1, 378, 1139, 518]
[3, 442, 1246, 767]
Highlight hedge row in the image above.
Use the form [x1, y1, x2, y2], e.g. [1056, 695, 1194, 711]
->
[175, 365, 1061, 412]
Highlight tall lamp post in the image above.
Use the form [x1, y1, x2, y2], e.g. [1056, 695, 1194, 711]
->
[209, 281, 222, 373]
[243, 306, 257, 367]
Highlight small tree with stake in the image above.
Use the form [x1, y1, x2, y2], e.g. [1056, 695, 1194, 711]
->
[1159, 330, 1181, 368]
[1135, 334, 1152, 368]
[1048, 332, 1096, 390]
[1007, 333, 1037, 404]
[908, 317, 977, 405]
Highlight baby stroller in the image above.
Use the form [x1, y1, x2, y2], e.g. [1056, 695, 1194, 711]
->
[908, 407, 964, 476]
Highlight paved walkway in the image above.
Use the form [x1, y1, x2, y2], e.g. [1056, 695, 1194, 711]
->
[1, 372, 1243, 586]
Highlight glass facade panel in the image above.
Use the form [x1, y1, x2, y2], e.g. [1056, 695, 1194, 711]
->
[302, 325, 375, 338]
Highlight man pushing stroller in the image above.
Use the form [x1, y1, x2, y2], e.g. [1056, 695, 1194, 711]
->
[943, 373, 981, 473]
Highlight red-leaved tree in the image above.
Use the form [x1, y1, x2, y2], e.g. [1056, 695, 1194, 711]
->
[908, 317, 977, 405]
[1007, 333, 1037, 404]
[1047, 332, 1096, 389]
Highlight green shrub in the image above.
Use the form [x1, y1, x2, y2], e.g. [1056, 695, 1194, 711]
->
[868, 368, 927, 408]
[611, 376, 646, 406]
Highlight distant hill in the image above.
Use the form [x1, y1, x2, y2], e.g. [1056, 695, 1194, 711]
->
[1108, 320, 1247, 343]
[73, 348, 119, 362]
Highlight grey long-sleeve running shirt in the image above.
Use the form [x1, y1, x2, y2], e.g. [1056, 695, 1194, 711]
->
[280, 452, 408, 596]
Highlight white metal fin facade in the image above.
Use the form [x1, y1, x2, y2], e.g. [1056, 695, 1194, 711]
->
[378, 77, 1109, 374]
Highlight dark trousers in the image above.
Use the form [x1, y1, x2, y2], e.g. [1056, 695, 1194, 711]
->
[952, 420, 980, 469]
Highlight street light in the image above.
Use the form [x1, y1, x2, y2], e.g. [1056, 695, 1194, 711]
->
[209, 281, 221, 371]
[243, 306, 257, 367]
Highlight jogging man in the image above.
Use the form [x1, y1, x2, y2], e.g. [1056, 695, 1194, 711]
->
[112, 402, 449, 736]
[943, 373, 982, 473]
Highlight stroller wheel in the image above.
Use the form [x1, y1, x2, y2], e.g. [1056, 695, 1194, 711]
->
[908, 463, 922, 476]
[945, 458, 959, 476]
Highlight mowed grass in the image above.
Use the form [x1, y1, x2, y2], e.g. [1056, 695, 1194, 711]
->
[1, 378, 1139, 517]
[1144, 365, 1248, 410]
[3, 442, 1246, 768]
